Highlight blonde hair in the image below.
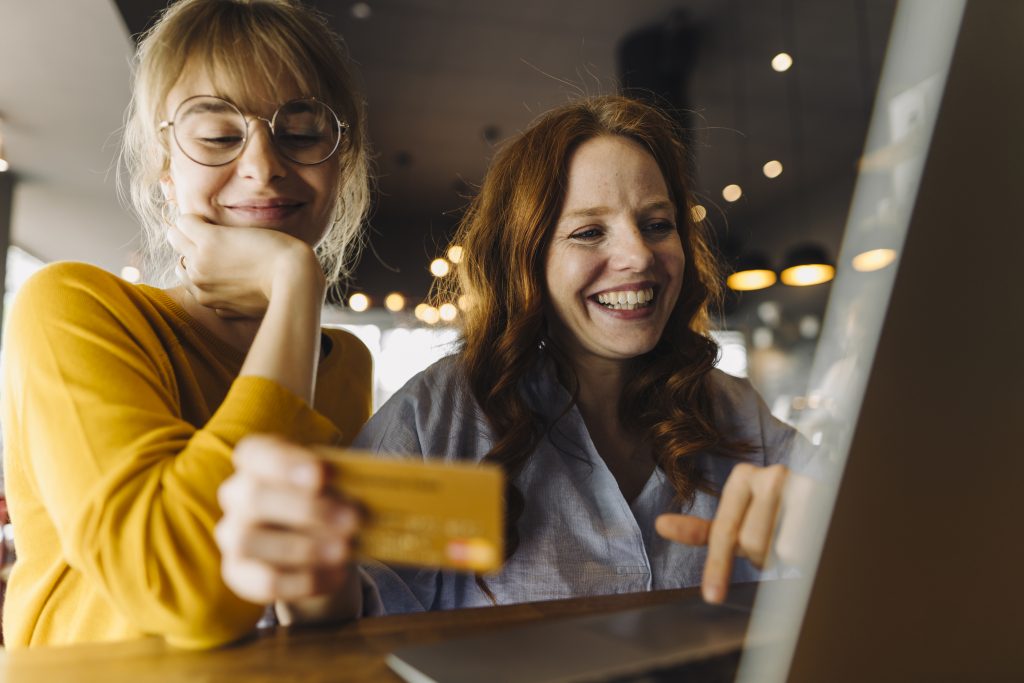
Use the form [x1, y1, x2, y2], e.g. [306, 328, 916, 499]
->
[118, 0, 370, 286]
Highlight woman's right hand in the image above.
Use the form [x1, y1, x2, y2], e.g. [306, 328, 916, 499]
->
[216, 435, 362, 619]
[167, 213, 325, 319]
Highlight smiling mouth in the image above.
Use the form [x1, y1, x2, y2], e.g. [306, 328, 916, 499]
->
[593, 287, 656, 311]
[226, 202, 303, 211]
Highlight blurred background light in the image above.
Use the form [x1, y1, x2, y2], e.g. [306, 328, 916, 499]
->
[727, 253, 776, 291]
[421, 305, 440, 324]
[762, 160, 784, 178]
[439, 302, 458, 321]
[350, 2, 371, 20]
[771, 52, 793, 72]
[384, 292, 405, 312]
[852, 248, 897, 272]
[780, 245, 835, 286]
[752, 326, 774, 349]
[430, 258, 451, 277]
[722, 184, 743, 202]
[348, 292, 370, 312]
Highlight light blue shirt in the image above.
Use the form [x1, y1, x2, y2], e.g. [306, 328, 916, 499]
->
[354, 355, 798, 615]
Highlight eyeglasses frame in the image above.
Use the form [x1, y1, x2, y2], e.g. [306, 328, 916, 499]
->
[158, 95, 348, 167]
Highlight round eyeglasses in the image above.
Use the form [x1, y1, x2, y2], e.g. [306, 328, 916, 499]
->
[159, 95, 348, 167]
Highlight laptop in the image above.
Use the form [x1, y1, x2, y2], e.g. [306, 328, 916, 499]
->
[387, 584, 761, 683]
[391, 0, 1024, 679]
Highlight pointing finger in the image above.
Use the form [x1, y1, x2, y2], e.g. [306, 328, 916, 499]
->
[703, 464, 754, 603]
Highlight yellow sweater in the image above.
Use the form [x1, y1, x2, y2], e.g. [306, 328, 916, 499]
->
[0, 262, 372, 649]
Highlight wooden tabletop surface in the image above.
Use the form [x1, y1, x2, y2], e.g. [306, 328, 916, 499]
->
[0, 587, 703, 683]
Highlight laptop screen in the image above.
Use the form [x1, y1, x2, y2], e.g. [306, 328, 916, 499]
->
[737, 1, 969, 680]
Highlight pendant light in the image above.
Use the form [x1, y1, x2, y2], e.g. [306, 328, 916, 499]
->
[727, 252, 777, 291]
[780, 244, 835, 286]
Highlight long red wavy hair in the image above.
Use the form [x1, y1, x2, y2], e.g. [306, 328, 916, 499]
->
[443, 95, 746, 564]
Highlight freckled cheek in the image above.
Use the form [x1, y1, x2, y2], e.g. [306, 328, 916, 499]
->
[655, 250, 685, 309]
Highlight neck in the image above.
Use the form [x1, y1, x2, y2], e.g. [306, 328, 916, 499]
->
[164, 285, 262, 353]
[559, 353, 630, 426]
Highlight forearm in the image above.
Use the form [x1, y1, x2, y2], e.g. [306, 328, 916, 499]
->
[239, 250, 325, 404]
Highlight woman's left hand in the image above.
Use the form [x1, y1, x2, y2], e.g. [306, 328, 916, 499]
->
[655, 463, 788, 604]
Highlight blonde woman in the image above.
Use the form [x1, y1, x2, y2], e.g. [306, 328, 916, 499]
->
[1, 0, 371, 648]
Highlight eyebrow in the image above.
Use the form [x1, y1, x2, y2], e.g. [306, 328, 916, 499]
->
[177, 100, 238, 119]
[559, 200, 677, 222]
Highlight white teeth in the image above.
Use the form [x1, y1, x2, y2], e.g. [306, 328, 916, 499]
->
[595, 288, 655, 310]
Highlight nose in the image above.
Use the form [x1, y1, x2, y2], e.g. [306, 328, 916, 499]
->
[235, 118, 288, 182]
[608, 224, 656, 272]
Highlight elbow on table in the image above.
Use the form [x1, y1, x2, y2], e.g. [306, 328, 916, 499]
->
[161, 604, 264, 650]
[121, 563, 266, 650]
[67, 502, 265, 649]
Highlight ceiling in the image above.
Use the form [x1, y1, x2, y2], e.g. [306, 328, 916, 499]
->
[1, 0, 895, 322]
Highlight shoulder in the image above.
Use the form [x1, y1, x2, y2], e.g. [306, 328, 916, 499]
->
[705, 368, 797, 465]
[2, 263, 176, 388]
[353, 354, 488, 458]
[9, 261, 143, 328]
[15, 261, 127, 303]
[380, 354, 470, 416]
[407, 353, 467, 395]
[706, 368, 763, 419]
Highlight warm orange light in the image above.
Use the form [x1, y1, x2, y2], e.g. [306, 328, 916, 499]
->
[384, 292, 405, 312]
[727, 269, 777, 291]
[348, 293, 370, 312]
[430, 258, 451, 277]
[439, 303, 458, 322]
[421, 306, 440, 325]
[447, 245, 464, 264]
[780, 264, 835, 286]
[762, 160, 783, 179]
[691, 205, 707, 222]
[852, 248, 897, 272]
[722, 184, 743, 202]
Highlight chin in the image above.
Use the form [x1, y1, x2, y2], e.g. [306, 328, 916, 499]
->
[603, 340, 661, 361]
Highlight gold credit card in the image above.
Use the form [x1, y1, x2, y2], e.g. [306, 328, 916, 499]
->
[314, 447, 505, 574]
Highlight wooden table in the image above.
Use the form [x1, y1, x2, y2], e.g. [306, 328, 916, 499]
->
[0, 587, 703, 682]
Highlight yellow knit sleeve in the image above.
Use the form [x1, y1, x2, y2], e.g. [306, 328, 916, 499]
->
[3, 263, 340, 648]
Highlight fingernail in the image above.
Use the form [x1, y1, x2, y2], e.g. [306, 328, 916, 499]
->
[703, 583, 723, 603]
